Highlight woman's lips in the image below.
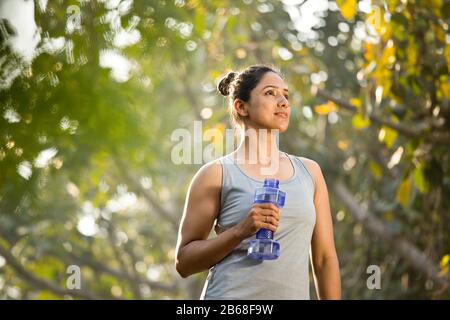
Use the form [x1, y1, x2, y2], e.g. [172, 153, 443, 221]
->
[274, 112, 288, 119]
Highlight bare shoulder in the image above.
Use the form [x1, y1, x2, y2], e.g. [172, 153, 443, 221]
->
[297, 156, 321, 181]
[190, 158, 222, 189]
[298, 156, 320, 168]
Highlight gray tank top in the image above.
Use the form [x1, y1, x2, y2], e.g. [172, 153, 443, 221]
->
[200, 152, 317, 300]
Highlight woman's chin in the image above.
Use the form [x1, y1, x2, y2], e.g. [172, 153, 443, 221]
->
[273, 122, 289, 132]
[264, 124, 288, 132]
[273, 118, 289, 132]
[246, 120, 289, 132]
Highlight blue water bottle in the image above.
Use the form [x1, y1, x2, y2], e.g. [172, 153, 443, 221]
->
[247, 178, 286, 260]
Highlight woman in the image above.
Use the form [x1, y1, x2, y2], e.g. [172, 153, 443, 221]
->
[175, 64, 341, 299]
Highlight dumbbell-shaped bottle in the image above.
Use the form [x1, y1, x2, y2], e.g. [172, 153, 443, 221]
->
[247, 179, 285, 260]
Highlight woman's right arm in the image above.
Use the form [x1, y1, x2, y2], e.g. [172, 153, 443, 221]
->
[175, 161, 281, 278]
[175, 161, 241, 278]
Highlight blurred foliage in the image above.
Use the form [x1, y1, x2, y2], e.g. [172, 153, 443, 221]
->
[0, 0, 449, 299]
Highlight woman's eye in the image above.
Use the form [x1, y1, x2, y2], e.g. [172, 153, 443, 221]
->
[265, 91, 288, 100]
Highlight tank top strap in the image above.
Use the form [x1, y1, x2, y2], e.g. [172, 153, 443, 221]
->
[216, 153, 247, 209]
[288, 154, 316, 193]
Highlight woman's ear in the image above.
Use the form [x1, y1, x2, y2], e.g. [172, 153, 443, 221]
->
[233, 99, 248, 117]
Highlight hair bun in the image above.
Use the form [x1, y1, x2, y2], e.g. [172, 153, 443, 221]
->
[218, 71, 238, 96]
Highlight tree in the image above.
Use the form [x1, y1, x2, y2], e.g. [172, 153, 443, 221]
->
[0, 0, 448, 299]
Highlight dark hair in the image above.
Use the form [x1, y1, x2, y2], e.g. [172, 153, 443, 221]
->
[217, 64, 283, 128]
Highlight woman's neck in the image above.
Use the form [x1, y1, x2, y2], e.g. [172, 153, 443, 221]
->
[234, 127, 282, 165]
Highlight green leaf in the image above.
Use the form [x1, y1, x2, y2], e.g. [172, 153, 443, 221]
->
[412, 165, 429, 194]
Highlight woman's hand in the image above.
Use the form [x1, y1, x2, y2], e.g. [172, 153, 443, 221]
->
[233, 202, 280, 240]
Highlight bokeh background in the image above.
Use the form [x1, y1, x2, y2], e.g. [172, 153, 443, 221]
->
[0, 0, 449, 299]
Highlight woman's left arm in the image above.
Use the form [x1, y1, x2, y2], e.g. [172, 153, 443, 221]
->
[305, 159, 341, 300]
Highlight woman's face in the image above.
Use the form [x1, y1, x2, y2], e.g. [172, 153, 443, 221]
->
[241, 72, 290, 132]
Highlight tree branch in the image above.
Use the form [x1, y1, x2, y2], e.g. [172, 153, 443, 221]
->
[65, 248, 177, 293]
[0, 221, 177, 296]
[181, 72, 203, 120]
[0, 241, 101, 300]
[105, 220, 142, 299]
[333, 181, 450, 290]
[112, 154, 179, 231]
[315, 88, 450, 145]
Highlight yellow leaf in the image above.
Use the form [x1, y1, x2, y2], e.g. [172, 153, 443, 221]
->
[351, 114, 370, 129]
[215, 123, 225, 134]
[314, 101, 337, 115]
[382, 78, 392, 97]
[350, 98, 362, 109]
[396, 177, 412, 207]
[434, 25, 446, 43]
[210, 70, 222, 81]
[383, 211, 394, 222]
[364, 43, 375, 61]
[367, 7, 387, 36]
[430, 0, 442, 17]
[386, 0, 399, 12]
[337, 140, 349, 151]
[440, 254, 450, 269]
[372, 43, 394, 96]
[440, 254, 450, 275]
[381, 40, 396, 67]
[369, 160, 382, 180]
[381, 23, 392, 42]
[203, 124, 225, 156]
[431, 0, 443, 8]
[445, 44, 450, 73]
[378, 126, 398, 149]
[36, 291, 63, 300]
[406, 37, 417, 74]
[336, 0, 357, 21]
[440, 81, 450, 99]
[213, 124, 225, 154]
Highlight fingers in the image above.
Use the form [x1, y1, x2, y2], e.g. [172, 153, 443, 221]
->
[242, 203, 281, 236]
[252, 205, 280, 222]
[250, 204, 280, 232]
[261, 217, 278, 232]
[252, 203, 280, 217]
[254, 202, 280, 212]
[263, 215, 277, 225]
[260, 220, 277, 233]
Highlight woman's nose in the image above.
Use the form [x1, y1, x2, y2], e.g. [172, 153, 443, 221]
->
[278, 96, 288, 107]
